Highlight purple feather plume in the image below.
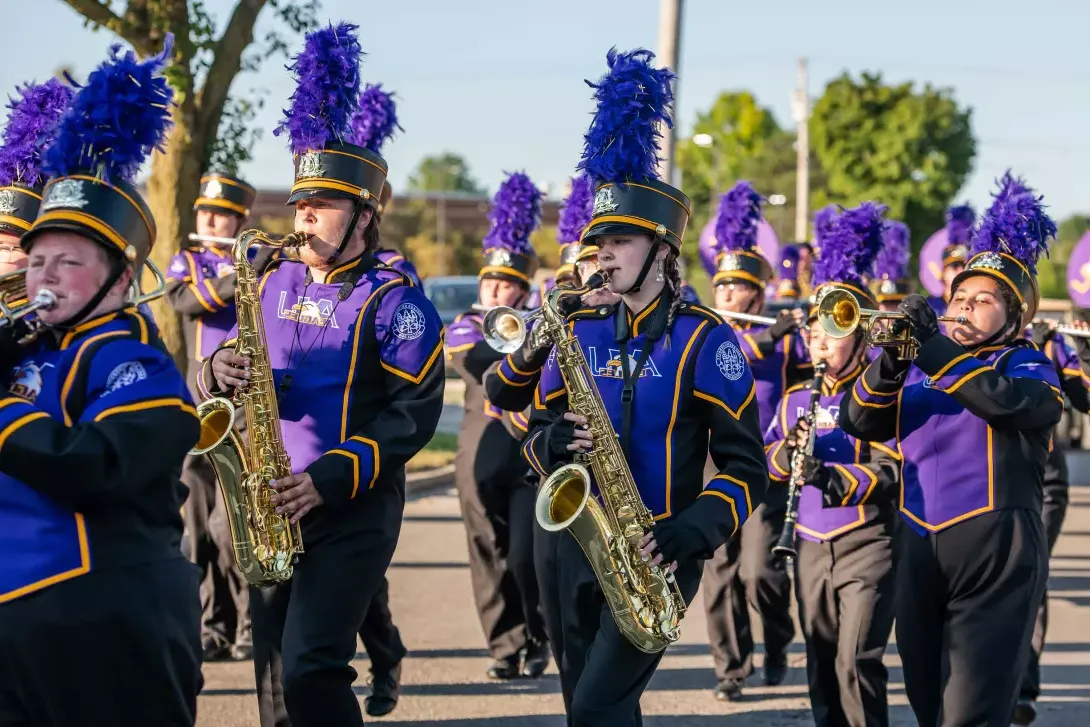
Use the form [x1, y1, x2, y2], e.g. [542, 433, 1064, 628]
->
[813, 202, 888, 287]
[970, 172, 1056, 274]
[945, 203, 975, 246]
[577, 48, 676, 184]
[274, 22, 363, 155]
[483, 171, 542, 255]
[43, 35, 174, 183]
[557, 174, 593, 245]
[349, 83, 401, 154]
[874, 221, 910, 280]
[714, 181, 762, 254]
[0, 79, 74, 188]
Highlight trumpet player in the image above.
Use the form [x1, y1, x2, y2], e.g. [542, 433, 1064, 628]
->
[200, 24, 445, 726]
[701, 181, 807, 700]
[767, 203, 902, 727]
[0, 47, 205, 725]
[167, 169, 257, 663]
[842, 173, 1062, 727]
[447, 171, 551, 681]
[347, 82, 413, 717]
[523, 48, 768, 725]
[1015, 312, 1090, 724]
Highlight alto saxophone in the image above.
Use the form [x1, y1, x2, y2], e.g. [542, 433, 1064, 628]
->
[534, 272, 687, 653]
[190, 229, 309, 588]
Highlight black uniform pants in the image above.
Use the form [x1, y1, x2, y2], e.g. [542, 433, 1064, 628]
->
[896, 509, 1048, 727]
[1020, 453, 1070, 701]
[795, 521, 896, 727]
[456, 471, 546, 661]
[252, 518, 399, 727]
[357, 576, 406, 675]
[182, 452, 251, 648]
[0, 560, 203, 727]
[702, 500, 795, 684]
[542, 529, 703, 726]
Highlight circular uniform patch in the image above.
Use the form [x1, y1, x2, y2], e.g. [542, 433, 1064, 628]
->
[106, 361, 148, 394]
[392, 302, 426, 341]
[715, 341, 746, 381]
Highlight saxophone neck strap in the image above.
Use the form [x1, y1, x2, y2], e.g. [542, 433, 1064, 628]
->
[616, 294, 671, 460]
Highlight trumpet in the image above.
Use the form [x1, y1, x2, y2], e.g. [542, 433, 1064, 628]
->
[713, 310, 777, 326]
[482, 306, 544, 354]
[817, 287, 967, 359]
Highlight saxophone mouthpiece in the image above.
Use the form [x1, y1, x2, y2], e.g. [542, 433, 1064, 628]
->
[584, 270, 609, 289]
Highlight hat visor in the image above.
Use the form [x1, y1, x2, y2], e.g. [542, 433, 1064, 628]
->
[22, 218, 130, 265]
[583, 221, 677, 247]
[195, 201, 247, 217]
[286, 187, 374, 207]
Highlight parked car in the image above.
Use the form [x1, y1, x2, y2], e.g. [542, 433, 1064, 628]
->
[424, 276, 479, 327]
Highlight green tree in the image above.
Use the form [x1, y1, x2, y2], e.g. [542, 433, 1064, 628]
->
[407, 153, 485, 194]
[61, 0, 319, 365]
[810, 71, 976, 254]
[1036, 214, 1090, 299]
[735, 131, 829, 242]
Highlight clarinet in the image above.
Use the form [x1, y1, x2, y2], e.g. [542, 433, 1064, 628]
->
[772, 360, 828, 563]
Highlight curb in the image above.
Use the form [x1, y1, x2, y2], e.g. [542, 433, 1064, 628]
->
[405, 464, 456, 496]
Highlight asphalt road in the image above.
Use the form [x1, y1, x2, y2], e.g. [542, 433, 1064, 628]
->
[196, 484, 1090, 726]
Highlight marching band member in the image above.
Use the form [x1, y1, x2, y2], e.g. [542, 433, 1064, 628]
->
[871, 221, 912, 312]
[346, 80, 413, 717]
[447, 171, 551, 680]
[200, 24, 445, 726]
[166, 169, 256, 662]
[523, 47, 769, 725]
[842, 173, 1062, 727]
[768, 202, 901, 727]
[351, 84, 422, 288]
[924, 204, 975, 316]
[0, 40, 204, 725]
[702, 181, 803, 700]
[774, 243, 804, 301]
[1015, 312, 1090, 724]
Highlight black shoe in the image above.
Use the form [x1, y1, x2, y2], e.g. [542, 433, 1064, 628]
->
[1012, 699, 1037, 725]
[521, 641, 551, 678]
[365, 663, 402, 717]
[714, 679, 744, 702]
[486, 656, 520, 680]
[201, 638, 229, 662]
[764, 652, 788, 686]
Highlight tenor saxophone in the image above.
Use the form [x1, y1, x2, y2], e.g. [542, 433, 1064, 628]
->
[190, 229, 309, 588]
[534, 272, 687, 653]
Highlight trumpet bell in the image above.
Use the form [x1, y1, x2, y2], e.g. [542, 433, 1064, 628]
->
[482, 306, 527, 354]
[817, 287, 861, 339]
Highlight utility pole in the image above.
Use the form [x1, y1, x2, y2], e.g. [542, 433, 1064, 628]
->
[657, 0, 683, 186]
[792, 57, 810, 241]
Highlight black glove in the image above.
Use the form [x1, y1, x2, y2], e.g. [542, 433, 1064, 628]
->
[898, 294, 940, 345]
[798, 455, 830, 490]
[1030, 320, 1052, 348]
[512, 336, 551, 373]
[543, 416, 580, 469]
[652, 518, 709, 564]
[0, 320, 32, 387]
[767, 309, 797, 341]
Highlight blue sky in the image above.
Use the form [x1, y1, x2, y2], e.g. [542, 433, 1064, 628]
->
[5, 0, 1089, 231]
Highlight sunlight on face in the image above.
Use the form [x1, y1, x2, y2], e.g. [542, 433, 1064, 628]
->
[479, 277, 524, 308]
[0, 232, 27, 277]
[195, 208, 243, 241]
[714, 281, 761, 313]
[293, 197, 373, 269]
[946, 275, 1009, 346]
[26, 232, 131, 325]
[808, 320, 860, 375]
[595, 233, 657, 294]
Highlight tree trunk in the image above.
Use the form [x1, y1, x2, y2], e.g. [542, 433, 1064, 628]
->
[146, 111, 205, 370]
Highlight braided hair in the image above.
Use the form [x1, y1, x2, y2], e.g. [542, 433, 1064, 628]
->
[664, 248, 685, 348]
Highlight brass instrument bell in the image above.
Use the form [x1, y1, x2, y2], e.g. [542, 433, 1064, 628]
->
[817, 287, 967, 358]
[482, 306, 542, 354]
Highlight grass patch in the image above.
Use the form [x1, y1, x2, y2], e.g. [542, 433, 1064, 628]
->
[406, 431, 458, 472]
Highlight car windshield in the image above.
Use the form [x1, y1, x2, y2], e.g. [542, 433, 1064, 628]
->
[427, 281, 479, 312]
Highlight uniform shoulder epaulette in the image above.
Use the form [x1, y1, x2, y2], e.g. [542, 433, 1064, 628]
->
[677, 302, 724, 324]
[568, 305, 613, 320]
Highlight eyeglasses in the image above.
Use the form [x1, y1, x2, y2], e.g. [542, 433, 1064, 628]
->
[0, 246, 24, 263]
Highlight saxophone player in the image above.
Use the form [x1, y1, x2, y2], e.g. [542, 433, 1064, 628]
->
[200, 24, 445, 726]
[0, 46, 204, 725]
[522, 48, 769, 725]
[841, 174, 1061, 727]
[167, 169, 257, 662]
[766, 203, 902, 727]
